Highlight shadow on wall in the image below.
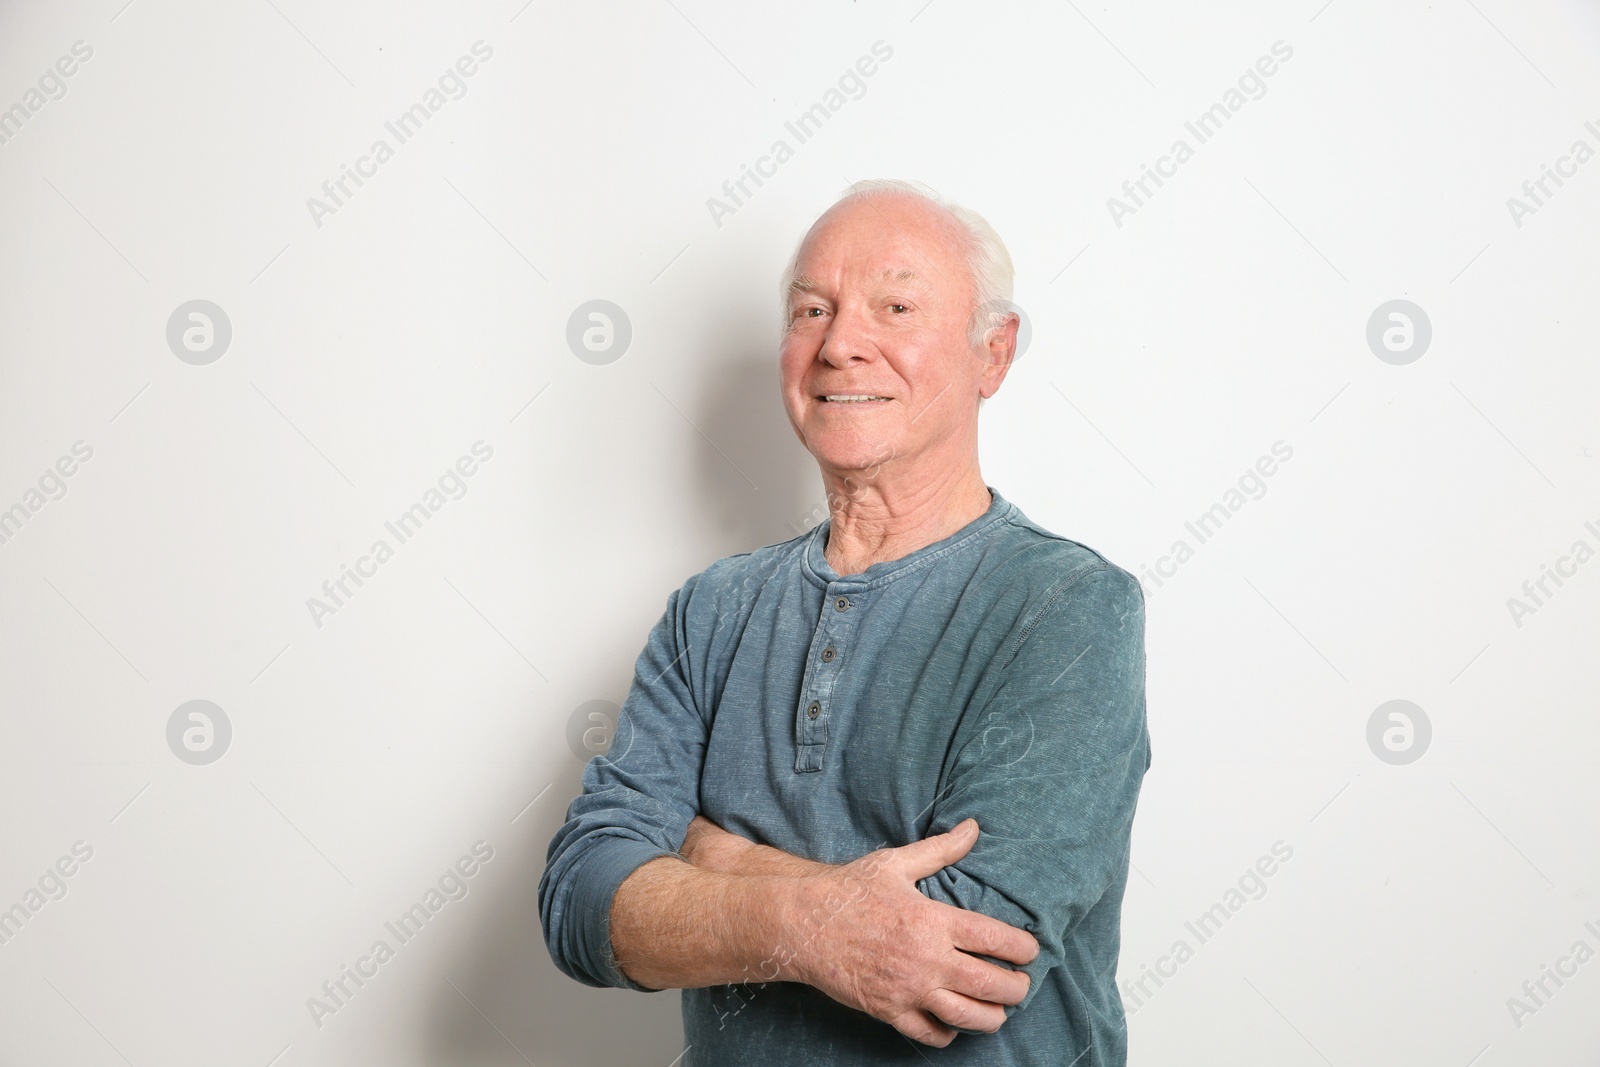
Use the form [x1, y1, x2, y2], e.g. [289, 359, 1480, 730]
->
[686, 353, 824, 551]
[421, 761, 688, 1067]
[421, 348, 821, 1064]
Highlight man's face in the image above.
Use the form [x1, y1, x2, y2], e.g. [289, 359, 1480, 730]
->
[779, 195, 1014, 479]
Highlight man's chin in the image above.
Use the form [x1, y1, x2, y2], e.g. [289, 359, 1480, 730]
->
[800, 416, 903, 464]
[808, 443, 900, 478]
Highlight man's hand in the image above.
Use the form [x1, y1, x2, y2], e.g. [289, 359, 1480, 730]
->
[768, 818, 1038, 1047]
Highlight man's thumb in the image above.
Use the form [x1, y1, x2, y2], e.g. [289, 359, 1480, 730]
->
[891, 819, 979, 880]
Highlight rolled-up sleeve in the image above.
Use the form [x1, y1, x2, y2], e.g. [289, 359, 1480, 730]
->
[537, 579, 708, 991]
[915, 563, 1150, 1020]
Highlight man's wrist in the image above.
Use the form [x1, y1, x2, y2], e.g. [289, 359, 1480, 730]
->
[740, 871, 816, 987]
[711, 866, 818, 990]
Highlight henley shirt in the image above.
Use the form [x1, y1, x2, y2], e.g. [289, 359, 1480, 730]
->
[538, 487, 1151, 1066]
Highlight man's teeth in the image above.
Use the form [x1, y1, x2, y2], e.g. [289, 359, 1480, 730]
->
[823, 395, 888, 402]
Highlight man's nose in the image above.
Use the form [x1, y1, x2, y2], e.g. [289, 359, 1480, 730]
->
[819, 307, 876, 366]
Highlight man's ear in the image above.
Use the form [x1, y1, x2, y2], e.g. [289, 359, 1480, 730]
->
[978, 312, 1019, 399]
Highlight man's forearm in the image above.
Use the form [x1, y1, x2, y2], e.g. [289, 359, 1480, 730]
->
[679, 815, 837, 879]
[731, 847, 832, 877]
[608, 854, 805, 991]
[703, 841, 835, 879]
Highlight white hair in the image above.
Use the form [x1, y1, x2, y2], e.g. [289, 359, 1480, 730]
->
[779, 178, 1017, 350]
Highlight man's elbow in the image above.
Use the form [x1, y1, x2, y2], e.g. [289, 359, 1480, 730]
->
[538, 844, 681, 992]
[539, 903, 630, 990]
[537, 862, 612, 989]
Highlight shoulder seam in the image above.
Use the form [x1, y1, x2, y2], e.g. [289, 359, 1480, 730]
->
[1000, 512, 1122, 568]
[1002, 561, 1134, 663]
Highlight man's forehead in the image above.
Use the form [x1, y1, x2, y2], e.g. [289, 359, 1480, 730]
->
[788, 267, 931, 294]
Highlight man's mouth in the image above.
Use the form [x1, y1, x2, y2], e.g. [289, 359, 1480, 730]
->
[820, 394, 891, 403]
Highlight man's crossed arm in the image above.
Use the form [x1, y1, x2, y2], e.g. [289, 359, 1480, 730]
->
[542, 563, 1148, 1051]
[608, 815, 1039, 1048]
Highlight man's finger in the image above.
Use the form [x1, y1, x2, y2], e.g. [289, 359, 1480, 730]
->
[942, 951, 1031, 1007]
[921, 986, 1009, 1034]
[891, 1009, 957, 1048]
[880, 818, 979, 881]
[948, 908, 1040, 967]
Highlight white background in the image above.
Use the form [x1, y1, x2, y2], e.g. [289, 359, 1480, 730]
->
[1, 1, 1597, 1064]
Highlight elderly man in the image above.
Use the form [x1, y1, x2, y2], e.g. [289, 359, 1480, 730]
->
[538, 180, 1150, 1065]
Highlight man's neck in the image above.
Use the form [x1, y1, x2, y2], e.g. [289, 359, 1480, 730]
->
[821, 468, 993, 577]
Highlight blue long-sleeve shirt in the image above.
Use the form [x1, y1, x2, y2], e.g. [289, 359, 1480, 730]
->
[538, 487, 1151, 1065]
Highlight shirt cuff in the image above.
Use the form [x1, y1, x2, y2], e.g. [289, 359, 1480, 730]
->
[566, 837, 682, 991]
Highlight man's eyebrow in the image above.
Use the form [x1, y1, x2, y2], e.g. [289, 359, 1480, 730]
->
[786, 268, 933, 300]
[882, 268, 928, 288]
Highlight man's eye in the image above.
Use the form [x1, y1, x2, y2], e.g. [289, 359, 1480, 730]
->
[889, 304, 908, 313]
[804, 307, 825, 317]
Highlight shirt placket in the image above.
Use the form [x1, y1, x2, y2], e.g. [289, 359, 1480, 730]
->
[794, 585, 865, 773]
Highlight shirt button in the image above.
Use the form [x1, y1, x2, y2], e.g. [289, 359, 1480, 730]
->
[821, 646, 836, 663]
[834, 596, 850, 612]
[807, 701, 821, 719]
